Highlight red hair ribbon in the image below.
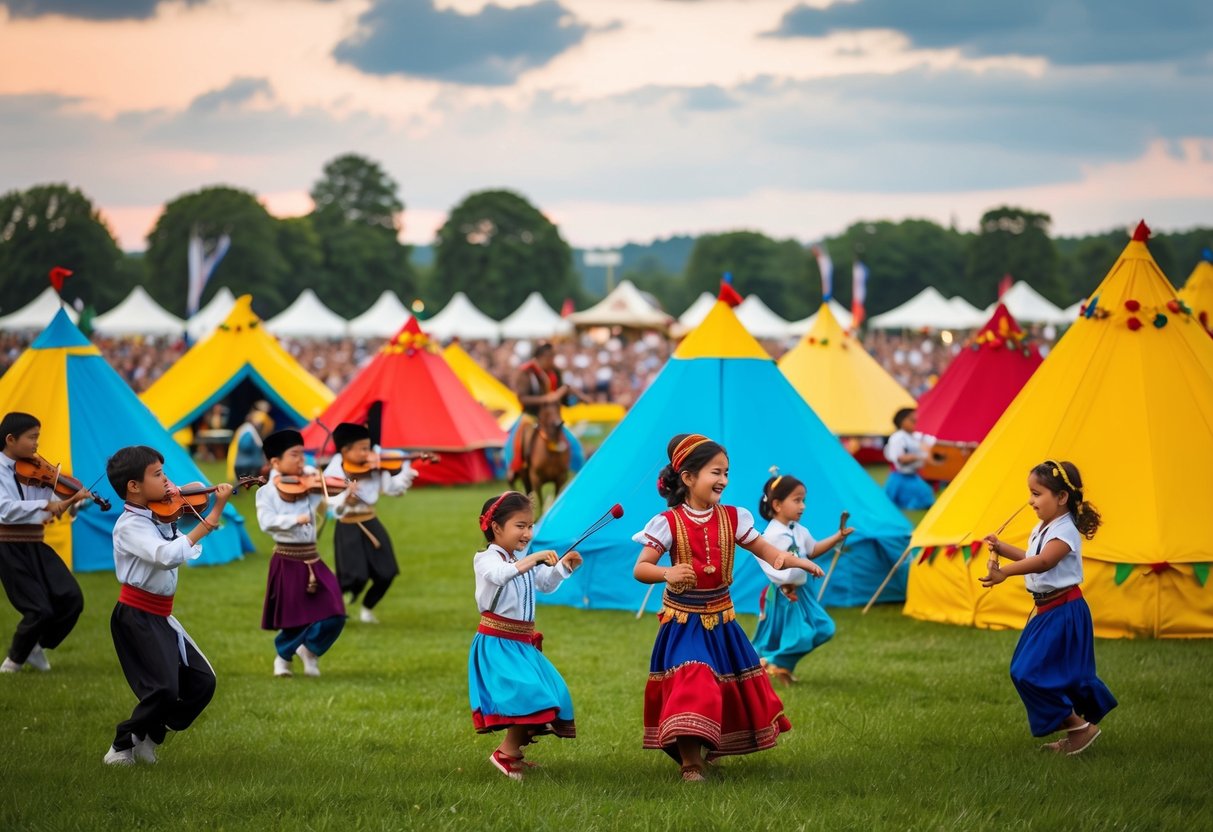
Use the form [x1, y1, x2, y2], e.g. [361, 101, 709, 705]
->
[479, 491, 522, 532]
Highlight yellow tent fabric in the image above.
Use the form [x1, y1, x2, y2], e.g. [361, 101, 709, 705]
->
[675, 300, 770, 360]
[141, 295, 334, 434]
[442, 343, 521, 430]
[778, 302, 915, 436]
[1179, 259, 1213, 337]
[905, 228, 1213, 638]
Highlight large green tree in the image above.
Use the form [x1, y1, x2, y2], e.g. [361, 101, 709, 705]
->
[683, 231, 813, 320]
[431, 189, 578, 319]
[309, 153, 416, 317]
[145, 186, 291, 318]
[0, 183, 129, 314]
[966, 206, 1063, 304]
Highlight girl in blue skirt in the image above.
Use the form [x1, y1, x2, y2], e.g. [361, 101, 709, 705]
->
[752, 470, 852, 685]
[883, 408, 936, 510]
[982, 460, 1116, 756]
[468, 491, 582, 780]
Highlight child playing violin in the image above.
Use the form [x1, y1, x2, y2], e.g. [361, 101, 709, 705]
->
[0, 412, 89, 674]
[323, 422, 417, 623]
[101, 445, 231, 766]
[256, 430, 346, 678]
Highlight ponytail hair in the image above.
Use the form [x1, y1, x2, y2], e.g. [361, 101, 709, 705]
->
[758, 467, 805, 521]
[657, 433, 727, 508]
[478, 491, 533, 542]
[1031, 460, 1102, 539]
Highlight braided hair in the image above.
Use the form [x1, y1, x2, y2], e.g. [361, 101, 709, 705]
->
[1030, 460, 1101, 539]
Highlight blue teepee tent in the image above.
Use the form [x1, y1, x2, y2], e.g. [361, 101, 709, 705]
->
[533, 296, 912, 614]
[0, 310, 252, 571]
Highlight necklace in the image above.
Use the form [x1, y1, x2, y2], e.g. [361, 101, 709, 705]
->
[683, 504, 717, 574]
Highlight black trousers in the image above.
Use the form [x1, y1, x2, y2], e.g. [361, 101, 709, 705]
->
[110, 603, 215, 750]
[0, 540, 84, 663]
[334, 518, 398, 609]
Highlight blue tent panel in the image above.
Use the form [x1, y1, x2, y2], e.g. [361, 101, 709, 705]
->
[533, 356, 911, 614]
[169, 363, 311, 434]
[67, 353, 251, 572]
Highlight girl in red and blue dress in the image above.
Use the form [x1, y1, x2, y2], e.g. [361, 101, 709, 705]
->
[632, 434, 825, 782]
[981, 460, 1116, 756]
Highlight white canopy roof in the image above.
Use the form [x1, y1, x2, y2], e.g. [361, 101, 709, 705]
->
[1062, 300, 1085, 321]
[735, 294, 792, 339]
[788, 299, 853, 335]
[677, 293, 716, 330]
[0, 287, 78, 329]
[498, 292, 572, 340]
[425, 291, 501, 341]
[348, 291, 409, 338]
[946, 296, 988, 329]
[186, 287, 236, 341]
[567, 280, 672, 329]
[869, 286, 978, 330]
[986, 281, 1070, 325]
[92, 286, 185, 337]
[266, 289, 349, 338]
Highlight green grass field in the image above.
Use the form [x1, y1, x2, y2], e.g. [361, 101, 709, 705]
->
[2, 469, 1211, 831]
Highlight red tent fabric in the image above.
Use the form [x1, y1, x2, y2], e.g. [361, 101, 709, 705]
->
[301, 317, 506, 485]
[916, 304, 1043, 444]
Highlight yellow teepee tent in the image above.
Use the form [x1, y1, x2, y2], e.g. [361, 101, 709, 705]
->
[778, 302, 915, 437]
[141, 295, 334, 435]
[1178, 256, 1213, 338]
[904, 223, 1213, 638]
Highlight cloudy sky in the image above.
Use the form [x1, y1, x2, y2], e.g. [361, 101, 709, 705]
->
[2, 0, 1211, 250]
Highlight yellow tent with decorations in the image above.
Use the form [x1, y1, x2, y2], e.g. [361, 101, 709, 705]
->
[0, 310, 251, 571]
[141, 294, 334, 437]
[1178, 254, 1213, 338]
[903, 223, 1213, 638]
[778, 302, 915, 436]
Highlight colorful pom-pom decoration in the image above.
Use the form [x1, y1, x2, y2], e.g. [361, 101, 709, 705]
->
[1167, 299, 1182, 314]
[1153, 313, 1167, 329]
[1127, 317, 1142, 331]
[1124, 299, 1141, 312]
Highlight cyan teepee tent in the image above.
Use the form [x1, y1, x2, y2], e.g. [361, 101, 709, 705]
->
[533, 290, 912, 613]
[0, 310, 252, 571]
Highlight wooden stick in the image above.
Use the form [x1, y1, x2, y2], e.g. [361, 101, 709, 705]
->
[635, 583, 657, 619]
[862, 544, 913, 614]
[817, 511, 850, 602]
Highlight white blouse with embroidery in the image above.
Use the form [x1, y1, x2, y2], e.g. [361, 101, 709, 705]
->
[632, 504, 759, 555]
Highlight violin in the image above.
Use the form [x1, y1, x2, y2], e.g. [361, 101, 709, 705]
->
[273, 473, 350, 502]
[15, 455, 111, 512]
[147, 476, 264, 524]
[341, 451, 440, 479]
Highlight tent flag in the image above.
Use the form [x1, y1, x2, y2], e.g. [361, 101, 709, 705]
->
[852, 260, 868, 328]
[187, 229, 231, 318]
[812, 245, 833, 302]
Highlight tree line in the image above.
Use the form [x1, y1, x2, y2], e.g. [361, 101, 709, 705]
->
[1, 153, 1209, 324]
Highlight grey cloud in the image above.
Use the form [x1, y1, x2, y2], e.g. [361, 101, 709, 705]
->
[187, 77, 273, 114]
[769, 0, 1213, 66]
[0, 0, 201, 20]
[333, 0, 591, 86]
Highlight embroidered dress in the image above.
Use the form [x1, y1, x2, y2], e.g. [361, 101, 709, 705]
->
[635, 504, 791, 759]
[467, 544, 575, 737]
[1009, 513, 1117, 736]
[751, 520, 834, 672]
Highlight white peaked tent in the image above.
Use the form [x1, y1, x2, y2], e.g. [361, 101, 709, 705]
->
[425, 291, 501, 341]
[567, 280, 672, 329]
[498, 292, 573, 340]
[186, 287, 236, 340]
[676, 292, 716, 334]
[266, 289, 349, 338]
[946, 296, 987, 329]
[987, 281, 1070, 325]
[788, 299, 853, 335]
[735, 294, 792, 339]
[870, 287, 972, 330]
[1062, 299, 1085, 321]
[0, 288, 79, 329]
[348, 291, 409, 338]
[93, 287, 185, 337]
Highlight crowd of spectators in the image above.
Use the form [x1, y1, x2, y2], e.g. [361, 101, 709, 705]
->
[1, 325, 1057, 405]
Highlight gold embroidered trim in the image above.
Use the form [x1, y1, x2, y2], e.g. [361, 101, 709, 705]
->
[668, 505, 736, 586]
[272, 543, 320, 561]
[478, 614, 536, 638]
[659, 588, 736, 629]
[647, 659, 765, 684]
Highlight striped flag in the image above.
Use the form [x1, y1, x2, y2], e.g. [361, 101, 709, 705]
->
[812, 244, 833, 302]
[852, 259, 868, 328]
[187, 227, 232, 319]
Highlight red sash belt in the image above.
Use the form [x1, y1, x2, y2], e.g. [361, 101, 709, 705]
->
[1035, 585, 1082, 614]
[119, 584, 174, 617]
[478, 611, 543, 651]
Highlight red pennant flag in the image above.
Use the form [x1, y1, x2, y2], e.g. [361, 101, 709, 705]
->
[717, 279, 742, 308]
[997, 274, 1013, 298]
[560, 297, 574, 318]
[49, 266, 73, 293]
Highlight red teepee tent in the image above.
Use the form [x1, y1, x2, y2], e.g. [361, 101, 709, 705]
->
[301, 317, 506, 485]
[917, 303, 1043, 444]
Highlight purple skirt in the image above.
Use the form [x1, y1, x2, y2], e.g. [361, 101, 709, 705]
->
[262, 555, 346, 630]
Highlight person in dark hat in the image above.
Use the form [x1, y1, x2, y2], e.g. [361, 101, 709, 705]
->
[256, 430, 346, 678]
[322, 422, 417, 623]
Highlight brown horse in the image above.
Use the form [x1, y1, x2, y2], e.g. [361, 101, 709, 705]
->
[510, 401, 571, 516]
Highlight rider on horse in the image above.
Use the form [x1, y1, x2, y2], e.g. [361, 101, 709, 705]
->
[509, 343, 577, 480]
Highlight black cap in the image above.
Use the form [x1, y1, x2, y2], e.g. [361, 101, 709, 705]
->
[263, 429, 303, 461]
[332, 422, 371, 451]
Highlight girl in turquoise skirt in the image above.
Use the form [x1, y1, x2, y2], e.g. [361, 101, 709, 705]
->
[752, 471, 852, 685]
[468, 491, 582, 780]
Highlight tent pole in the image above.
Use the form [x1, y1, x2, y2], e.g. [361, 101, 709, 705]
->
[863, 545, 913, 614]
[635, 583, 656, 619]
